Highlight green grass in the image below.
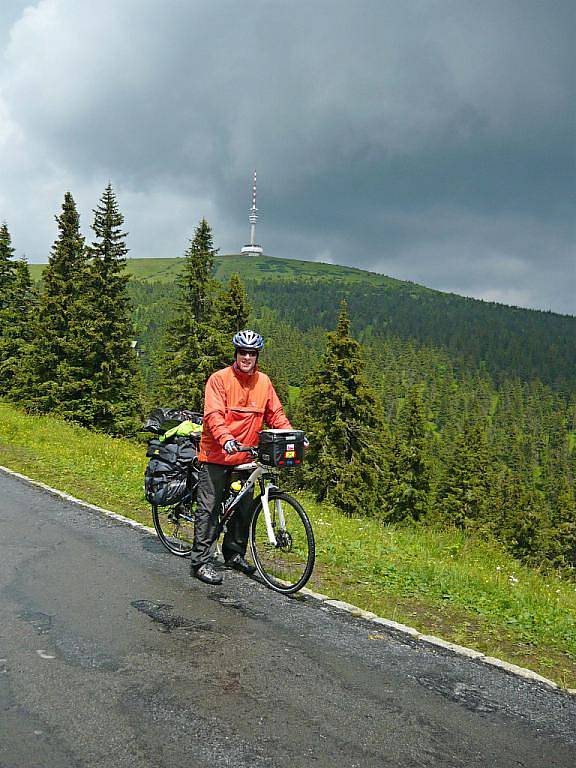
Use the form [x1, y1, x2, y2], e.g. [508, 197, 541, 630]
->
[0, 403, 149, 525]
[302, 498, 576, 686]
[1, 401, 575, 687]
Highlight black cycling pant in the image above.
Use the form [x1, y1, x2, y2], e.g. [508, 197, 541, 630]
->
[189, 462, 253, 570]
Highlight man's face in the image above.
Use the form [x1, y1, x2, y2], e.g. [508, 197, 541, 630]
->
[236, 348, 258, 374]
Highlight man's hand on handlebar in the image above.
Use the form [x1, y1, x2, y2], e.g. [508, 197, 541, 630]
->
[224, 441, 258, 457]
[234, 444, 259, 458]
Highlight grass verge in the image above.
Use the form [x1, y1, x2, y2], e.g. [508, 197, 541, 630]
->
[1, 401, 574, 687]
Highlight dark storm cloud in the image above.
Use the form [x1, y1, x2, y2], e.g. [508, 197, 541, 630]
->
[0, 0, 573, 313]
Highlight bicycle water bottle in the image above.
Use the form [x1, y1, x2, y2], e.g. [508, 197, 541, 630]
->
[225, 479, 242, 507]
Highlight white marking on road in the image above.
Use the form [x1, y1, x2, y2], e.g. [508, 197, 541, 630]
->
[36, 650, 56, 660]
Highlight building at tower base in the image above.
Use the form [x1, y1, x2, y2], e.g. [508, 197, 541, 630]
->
[241, 243, 263, 255]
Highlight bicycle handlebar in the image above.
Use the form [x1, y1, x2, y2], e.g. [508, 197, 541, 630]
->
[235, 444, 258, 457]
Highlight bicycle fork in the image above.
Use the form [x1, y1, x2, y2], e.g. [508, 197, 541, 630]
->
[261, 482, 285, 547]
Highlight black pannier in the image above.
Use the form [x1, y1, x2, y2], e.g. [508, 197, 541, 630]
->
[144, 435, 200, 507]
[142, 407, 203, 435]
[257, 429, 305, 468]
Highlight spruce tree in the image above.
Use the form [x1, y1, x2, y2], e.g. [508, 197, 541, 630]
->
[210, 272, 252, 371]
[544, 468, 576, 567]
[154, 218, 221, 410]
[0, 225, 36, 398]
[179, 217, 218, 324]
[0, 257, 36, 397]
[497, 482, 547, 562]
[435, 419, 491, 529]
[0, 223, 16, 303]
[383, 384, 431, 523]
[217, 273, 251, 336]
[15, 192, 92, 417]
[0, 222, 17, 357]
[83, 184, 143, 433]
[297, 301, 389, 516]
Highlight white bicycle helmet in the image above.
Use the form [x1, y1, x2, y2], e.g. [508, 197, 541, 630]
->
[232, 330, 264, 351]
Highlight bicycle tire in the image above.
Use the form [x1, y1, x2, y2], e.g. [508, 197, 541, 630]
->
[152, 501, 195, 557]
[249, 491, 315, 594]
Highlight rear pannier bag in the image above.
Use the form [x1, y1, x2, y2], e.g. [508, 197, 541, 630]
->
[257, 429, 305, 468]
[142, 407, 203, 436]
[144, 436, 199, 507]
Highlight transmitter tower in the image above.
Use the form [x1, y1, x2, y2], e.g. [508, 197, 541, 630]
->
[241, 171, 263, 255]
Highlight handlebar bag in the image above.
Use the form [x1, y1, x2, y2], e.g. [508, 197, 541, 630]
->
[257, 429, 305, 467]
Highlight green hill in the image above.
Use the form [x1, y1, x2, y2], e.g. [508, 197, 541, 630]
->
[29, 253, 576, 392]
[29, 253, 429, 289]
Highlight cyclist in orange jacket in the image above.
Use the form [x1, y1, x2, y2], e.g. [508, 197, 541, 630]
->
[190, 330, 293, 585]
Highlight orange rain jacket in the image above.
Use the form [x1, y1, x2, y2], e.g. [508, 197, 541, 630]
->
[198, 363, 292, 466]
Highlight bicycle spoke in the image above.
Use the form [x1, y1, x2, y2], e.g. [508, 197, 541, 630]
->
[152, 503, 195, 556]
[250, 492, 315, 593]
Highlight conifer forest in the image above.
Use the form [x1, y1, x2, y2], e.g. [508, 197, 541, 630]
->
[1, 192, 575, 572]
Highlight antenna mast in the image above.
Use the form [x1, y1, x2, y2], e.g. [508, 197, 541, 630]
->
[241, 170, 263, 255]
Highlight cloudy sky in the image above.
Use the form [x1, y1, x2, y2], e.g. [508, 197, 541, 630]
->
[0, 0, 574, 314]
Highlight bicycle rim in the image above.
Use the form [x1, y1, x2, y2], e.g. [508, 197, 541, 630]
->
[152, 502, 195, 556]
[249, 492, 315, 594]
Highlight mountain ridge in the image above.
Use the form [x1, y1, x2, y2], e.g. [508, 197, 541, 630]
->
[27, 253, 573, 319]
[28, 252, 575, 391]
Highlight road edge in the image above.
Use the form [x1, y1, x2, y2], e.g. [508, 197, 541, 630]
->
[2, 463, 573, 696]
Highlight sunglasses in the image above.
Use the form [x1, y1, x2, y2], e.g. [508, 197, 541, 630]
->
[237, 349, 258, 357]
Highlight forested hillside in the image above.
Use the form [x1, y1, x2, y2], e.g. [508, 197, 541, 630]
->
[251, 279, 575, 392]
[91, 253, 576, 394]
[24, 251, 576, 569]
[30, 252, 575, 386]
[130, 254, 576, 568]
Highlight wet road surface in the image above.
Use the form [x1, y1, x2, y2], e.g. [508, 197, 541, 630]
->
[0, 468, 575, 767]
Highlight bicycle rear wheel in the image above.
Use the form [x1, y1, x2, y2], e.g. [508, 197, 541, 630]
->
[152, 501, 195, 556]
[249, 491, 315, 594]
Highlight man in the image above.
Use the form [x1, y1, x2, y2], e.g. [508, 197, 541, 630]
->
[190, 329, 293, 585]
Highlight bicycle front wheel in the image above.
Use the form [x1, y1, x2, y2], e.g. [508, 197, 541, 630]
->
[152, 501, 195, 557]
[249, 491, 315, 594]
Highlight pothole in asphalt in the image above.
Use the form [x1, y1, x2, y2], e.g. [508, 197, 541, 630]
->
[206, 593, 266, 620]
[19, 609, 53, 634]
[417, 675, 498, 714]
[131, 600, 212, 633]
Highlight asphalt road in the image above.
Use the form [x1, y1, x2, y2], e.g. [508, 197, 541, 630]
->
[0, 468, 575, 768]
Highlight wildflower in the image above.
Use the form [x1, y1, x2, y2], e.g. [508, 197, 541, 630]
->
[509, 575, 519, 584]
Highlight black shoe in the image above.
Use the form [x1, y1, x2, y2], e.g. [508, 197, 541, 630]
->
[225, 554, 256, 576]
[194, 563, 223, 585]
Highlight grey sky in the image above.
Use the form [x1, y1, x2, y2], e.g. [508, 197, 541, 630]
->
[0, 0, 574, 314]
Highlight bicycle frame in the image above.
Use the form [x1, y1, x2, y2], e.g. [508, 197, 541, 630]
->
[220, 460, 280, 546]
